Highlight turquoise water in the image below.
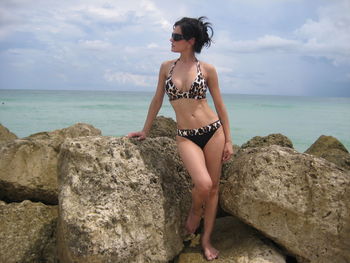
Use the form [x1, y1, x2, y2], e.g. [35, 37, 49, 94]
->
[1, 89, 349, 152]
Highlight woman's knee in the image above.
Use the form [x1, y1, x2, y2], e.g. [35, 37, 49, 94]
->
[194, 177, 213, 194]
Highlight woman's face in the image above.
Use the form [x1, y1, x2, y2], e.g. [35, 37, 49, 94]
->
[170, 26, 193, 53]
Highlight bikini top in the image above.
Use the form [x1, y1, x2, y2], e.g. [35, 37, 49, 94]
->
[165, 59, 208, 101]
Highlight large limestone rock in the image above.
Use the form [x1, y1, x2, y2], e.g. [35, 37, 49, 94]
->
[149, 115, 177, 139]
[241, 133, 293, 149]
[220, 145, 350, 263]
[305, 135, 350, 170]
[0, 123, 102, 204]
[57, 136, 192, 263]
[0, 123, 17, 144]
[0, 138, 59, 204]
[27, 122, 101, 150]
[176, 216, 286, 263]
[0, 200, 58, 263]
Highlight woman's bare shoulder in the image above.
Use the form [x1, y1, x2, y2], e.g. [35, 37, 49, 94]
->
[159, 59, 176, 74]
[199, 60, 217, 78]
[161, 59, 176, 67]
[199, 61, 216, 72]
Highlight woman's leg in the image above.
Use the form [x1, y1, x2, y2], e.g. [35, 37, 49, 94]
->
[202, 127, 225, 260]
[176, 136, 213, 234]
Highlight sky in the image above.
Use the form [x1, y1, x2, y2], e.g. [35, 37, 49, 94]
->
[0, 0, 350, 97]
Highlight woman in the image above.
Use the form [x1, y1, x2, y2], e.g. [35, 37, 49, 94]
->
[128, 16, 233, 261]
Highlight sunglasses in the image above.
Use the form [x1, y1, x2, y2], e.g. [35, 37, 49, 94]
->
[172, 33, 186, 41]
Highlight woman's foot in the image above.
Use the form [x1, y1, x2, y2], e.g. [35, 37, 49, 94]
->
[185, 206, 203, 234]
[201, 236, 219, 261]
[202, 241, 219, 261]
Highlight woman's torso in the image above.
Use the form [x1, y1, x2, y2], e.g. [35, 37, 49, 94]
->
[164, 59, 218, 129]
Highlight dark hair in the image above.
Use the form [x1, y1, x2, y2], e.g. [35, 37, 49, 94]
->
[174, 16, 214, 54]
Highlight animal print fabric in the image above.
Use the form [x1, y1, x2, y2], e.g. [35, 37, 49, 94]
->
[165, 59, 208, 101]
[177, 120, 222, 137]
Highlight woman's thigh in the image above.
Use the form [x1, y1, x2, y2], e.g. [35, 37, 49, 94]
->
[203, 127, 225, 185]
[176, 136, 212, 187]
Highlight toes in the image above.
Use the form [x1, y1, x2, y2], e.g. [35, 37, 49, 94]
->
[204, 249, 219, 261]
[204, 252, 214, 261]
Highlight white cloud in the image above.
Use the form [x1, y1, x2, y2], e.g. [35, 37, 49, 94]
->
[147, 43, 159, 49]
[104, 70, 156, 87]
[1, 0, 349, 96]
[79, 40, 113, 50]
[218, 34, 300, 53]
[294, 0, 350, 65]
[214, 0, 350, 67]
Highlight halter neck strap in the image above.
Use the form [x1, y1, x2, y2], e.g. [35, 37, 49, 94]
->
[169, 58, 201, 76]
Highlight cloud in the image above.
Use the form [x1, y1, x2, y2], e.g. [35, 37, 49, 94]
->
[147, 43, 159, 49]
[216, 0, 350, 66]
[104, 70, 156, 87]
[0, 0, 349, 96]
[217, 34, 300, 53]
[295, 0, 350, 65]
[79, 40, 113, 50]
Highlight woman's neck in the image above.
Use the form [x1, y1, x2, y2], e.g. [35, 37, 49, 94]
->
[179, 52, 197, 63]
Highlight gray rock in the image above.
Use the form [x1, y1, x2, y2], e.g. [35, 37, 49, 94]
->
[27, 122, 101, 151]
[176, 216, 286, 263]
[220, 145, 350, 263]
[241, 133, 293, 149]
[0, 123, 102, 204]
[0, 200, 58, 263]
[57, 136, 192, 263]
[0, 123, 17, 144]
[305, 135, 350, 170]
[0, 138, 59, 204]
[149, 116, 177, 139]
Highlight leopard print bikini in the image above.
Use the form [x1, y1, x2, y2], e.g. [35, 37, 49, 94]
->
[165, 58, 207, 101]
[165, 59, 222, 149]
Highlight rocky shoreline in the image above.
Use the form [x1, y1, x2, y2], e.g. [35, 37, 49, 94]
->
[0, 116, 349, 263]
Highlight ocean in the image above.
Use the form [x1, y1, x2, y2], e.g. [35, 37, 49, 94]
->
[1, 89, 349, 152]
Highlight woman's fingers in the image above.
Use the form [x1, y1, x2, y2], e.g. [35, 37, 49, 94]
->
[127, 131, 146, 140]
[222, 147, 233, 162]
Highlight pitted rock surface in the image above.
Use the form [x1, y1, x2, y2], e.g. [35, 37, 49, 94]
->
[57, 136, 192, 263]
[221, 145, 350, 263]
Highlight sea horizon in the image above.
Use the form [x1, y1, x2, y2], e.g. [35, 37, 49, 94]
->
[2, 88, 350, 98]
[1, 89, 349, 152]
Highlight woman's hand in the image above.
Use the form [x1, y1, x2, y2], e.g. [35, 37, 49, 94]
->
[127, 131, 147, 141]
[222, 141, 234, 162]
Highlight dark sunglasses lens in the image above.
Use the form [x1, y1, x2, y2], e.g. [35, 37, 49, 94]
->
[172, 33, 184, 41]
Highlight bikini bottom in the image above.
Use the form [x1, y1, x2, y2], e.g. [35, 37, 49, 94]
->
[177, 120, 222, 149]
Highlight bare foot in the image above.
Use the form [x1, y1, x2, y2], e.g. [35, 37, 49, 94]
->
[202, 242, 219, 261]
[185, 207, 203, 234]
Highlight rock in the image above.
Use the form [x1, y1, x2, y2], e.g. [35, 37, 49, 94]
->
[220, 145, 350, 263]
[149, 116, 177, 139]
[0, 138, 59, 204]
[241, 133, 293, 149]
[217, 144, 241, 218]
[0, 200, 58, 263]
[27, 122, 102, 151]
[176, 216, 286, 263]
[57, 136, 192, 263]
[0, 123, 102, 205]
[305, 135, 350, 170]
[0, 123, 17, 144]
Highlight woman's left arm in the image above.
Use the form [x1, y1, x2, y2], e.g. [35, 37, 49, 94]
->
[206, 63, 233, 162]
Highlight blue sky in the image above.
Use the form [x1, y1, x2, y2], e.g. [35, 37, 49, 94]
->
[0, 0, 349, 96]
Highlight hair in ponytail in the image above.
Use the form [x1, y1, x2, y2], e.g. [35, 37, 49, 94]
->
[174, 16, 214, 53]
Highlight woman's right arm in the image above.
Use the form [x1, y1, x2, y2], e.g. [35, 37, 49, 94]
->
[127, 61, 168, 140]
